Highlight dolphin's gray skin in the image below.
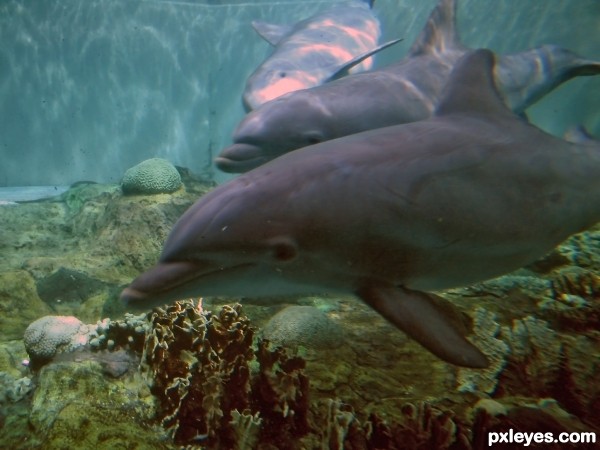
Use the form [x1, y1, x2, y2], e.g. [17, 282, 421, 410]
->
[122, 49, 600, 368]
[243, 0, 399, 110]
[218, 0, 600, 173]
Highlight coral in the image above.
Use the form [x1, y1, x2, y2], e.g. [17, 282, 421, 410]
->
[23, 315, 91, 369]
[456, 307, 509, 395]
[89, 312, 148, 353]
[121, 158, 182, 195]
[539, 267, 600, 332]
[141, 299, 254, 447]
[550, 268, 600, 303]
[229, 409, 262, 450]
[261, 305, 344, 351]
[498, 315, 562, 396]
[251, 339, 311, 447]
[472, 275, 553, 299]
[319, 401, 470, 450]
[322, 399, 356, 450]
[471, 399, 599, 450]
[558, 225, 600, 269]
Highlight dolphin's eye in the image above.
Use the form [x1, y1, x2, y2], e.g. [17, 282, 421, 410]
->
[279, 72, 287, 78]
[273, 242, 296, 261]
[269, 239, 297, 262]
[305, 132, 324, 145]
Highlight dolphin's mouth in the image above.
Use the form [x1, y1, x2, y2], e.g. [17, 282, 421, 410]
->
[215, 143, 268, 173]
[120, 260, 254, 308]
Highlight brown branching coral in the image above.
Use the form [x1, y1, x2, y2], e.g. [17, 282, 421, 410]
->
[318, 400, 471, 450]
[140, 301, 312, 448]
[251, 339, 310, 448]
[141, 300, 254, 447]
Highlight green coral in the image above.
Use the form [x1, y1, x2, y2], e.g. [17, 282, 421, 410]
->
[121, 158, 182, 195]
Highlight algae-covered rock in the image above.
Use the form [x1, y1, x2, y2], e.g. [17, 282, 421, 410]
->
[0, 271, 53, 341]
[0, 372, 33, 404]
[36, 267, 108, 310]
[121, 158, 182, 195]
[262, 305, 345, 350]
[30, 360, 163, 448]
[0, 340, 28, 378]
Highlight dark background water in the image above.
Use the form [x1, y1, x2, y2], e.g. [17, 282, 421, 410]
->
[0, 0, 598, 186]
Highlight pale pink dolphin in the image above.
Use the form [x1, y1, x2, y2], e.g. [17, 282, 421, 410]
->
[243, 0, 401, 110]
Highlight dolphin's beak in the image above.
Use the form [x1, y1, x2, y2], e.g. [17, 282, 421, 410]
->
[215, 143, 268, 173]
[120, 261, 203, 307]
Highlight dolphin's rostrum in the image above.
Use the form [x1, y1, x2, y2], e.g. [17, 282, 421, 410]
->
[122, 50, 600, 368]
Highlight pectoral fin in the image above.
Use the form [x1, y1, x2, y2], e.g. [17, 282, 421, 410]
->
[327, 38, 404, 81]
[357, 284, 488, 368]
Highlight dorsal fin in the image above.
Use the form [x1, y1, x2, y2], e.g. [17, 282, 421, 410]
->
[435, 49, 514, 117]
[251, 21, 292, 46]
[408, 0, 464, 56]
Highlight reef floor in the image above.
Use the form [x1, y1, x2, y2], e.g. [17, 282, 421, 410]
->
[0, 173, 598, 449]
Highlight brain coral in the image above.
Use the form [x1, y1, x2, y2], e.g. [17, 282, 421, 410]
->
[121, 158, 182, 195]
[23, 316, 91, 367]
[262, 305, 344, 350]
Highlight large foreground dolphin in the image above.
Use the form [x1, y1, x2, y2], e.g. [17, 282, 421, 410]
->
[122, 50, 600, 368]
[243, 0, 400, 110]
[219, 0, 600, 172]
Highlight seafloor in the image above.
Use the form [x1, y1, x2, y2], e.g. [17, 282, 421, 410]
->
[0, 172, 598, 449]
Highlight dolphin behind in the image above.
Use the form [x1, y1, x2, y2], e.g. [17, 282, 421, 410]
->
[242, 0, 400, 110]
[219, 0, 600, 173]
[122, 50, 600, 368]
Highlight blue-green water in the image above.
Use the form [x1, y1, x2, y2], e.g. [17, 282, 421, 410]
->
[0, 0, 598, 186]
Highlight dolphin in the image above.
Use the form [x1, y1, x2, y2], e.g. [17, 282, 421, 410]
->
[122, 49, 600, 368]
[219, 0, 600, 173]
[243, 0, 401, 110]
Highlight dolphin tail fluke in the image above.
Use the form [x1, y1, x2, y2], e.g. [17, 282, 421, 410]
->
[357, 284, 489, 368]
[408, 0, 465, 57]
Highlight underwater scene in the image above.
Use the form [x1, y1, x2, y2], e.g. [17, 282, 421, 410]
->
[0, 0, 599, 448]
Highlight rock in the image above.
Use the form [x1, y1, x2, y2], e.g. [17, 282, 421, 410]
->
[36, 267, 108, 310]
[29, 360, 163, 448]
[0, 271, 52, 341]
